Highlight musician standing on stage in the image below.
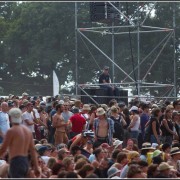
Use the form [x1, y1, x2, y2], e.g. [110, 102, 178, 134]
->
[99, 66, 119, 97]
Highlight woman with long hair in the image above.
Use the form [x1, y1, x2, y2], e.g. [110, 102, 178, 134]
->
[160, 108, 177, 144]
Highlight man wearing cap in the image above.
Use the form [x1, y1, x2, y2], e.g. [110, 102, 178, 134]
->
[94, 107, 114, 145]
[0, 108, 40, 178]
[99, 66, 119, 97]
[22, 102, 38, 138]
[0, 102, 10, 143]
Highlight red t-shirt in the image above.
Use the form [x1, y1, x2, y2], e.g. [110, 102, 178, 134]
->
[70, 114, 86, 133]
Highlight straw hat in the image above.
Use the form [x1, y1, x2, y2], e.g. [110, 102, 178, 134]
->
[170, 147, 180, 156]
[82, 104, 91, 111]
[158, 162, 173, 171]
[96, 107, 106, 116]
[141, 142, 155, 150]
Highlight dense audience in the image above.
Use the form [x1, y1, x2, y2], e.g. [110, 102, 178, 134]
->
[0, 93, 180, 178]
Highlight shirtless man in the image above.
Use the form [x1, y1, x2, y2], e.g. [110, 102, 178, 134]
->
[93, 107, 114, 145]
[0, 108, 40, 178]
[52, 104, 69, 146]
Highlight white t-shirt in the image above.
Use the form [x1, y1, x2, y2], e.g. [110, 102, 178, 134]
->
[32, 108, 40, 119]
[22, 111, 35, 133]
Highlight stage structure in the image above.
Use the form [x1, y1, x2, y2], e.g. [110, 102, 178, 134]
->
[74, 2, 177, 105]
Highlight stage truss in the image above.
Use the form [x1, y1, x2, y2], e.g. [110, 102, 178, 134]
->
[74, 2, 178, 104]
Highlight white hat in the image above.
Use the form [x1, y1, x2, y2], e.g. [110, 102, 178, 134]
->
[129, 106, 138, 111]
[59, 100, 64, 105]
[22, 92, 29, 96]
[9, 108, 22, 124]
[113, 140, 123, 149]
[96, 107, 106, 116]
[152, 143, 159, 149]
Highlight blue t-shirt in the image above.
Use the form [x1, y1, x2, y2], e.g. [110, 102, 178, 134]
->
[140, 113, 149, 135]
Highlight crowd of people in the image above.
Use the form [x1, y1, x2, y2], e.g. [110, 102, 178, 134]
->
[0, 92, 180, 178]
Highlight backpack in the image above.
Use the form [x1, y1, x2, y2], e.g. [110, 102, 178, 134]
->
[110, 115, 124, 141]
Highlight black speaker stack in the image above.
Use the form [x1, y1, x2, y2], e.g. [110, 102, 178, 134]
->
[90, 2, 120, 22]
[80, 88, 128, 105]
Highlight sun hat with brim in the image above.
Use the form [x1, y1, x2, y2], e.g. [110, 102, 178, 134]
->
[22, 92, 29, 96]
[170, 147, 180, 156]
[113, 140, 123, 149]
[141, 142, 155, 150]
[82, 104, 91, 111]
[158, 162, 174, 171]
[152, 150, 162, 158]
[96, 107, 106, 116]
[107, 167, 121, 178]
[129, 106, 138, 112]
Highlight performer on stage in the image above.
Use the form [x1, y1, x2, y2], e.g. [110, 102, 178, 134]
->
[99, 66, 119, 97]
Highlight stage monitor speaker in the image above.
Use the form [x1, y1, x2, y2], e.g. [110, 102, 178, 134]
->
[118, 89, 128, 105]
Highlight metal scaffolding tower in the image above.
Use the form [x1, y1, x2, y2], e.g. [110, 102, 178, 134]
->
[74, 2, 177, 102]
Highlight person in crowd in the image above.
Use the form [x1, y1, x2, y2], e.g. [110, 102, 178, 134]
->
[116, 152, 128, 170]
[107, 166, 121, 179]
[127, 164, 147, 178]
[80, 104, 91, 130]
[52, 104, 69, 145]
[167, 147, 180, 171]
[161, 108, 177, 144]
[94, 107, 114, 145]
[98, 66, 119, 97]
[22, 102, 39, 139]
[88, 105, 97, 131]
[0, 102, 10, 143]
[155, 162, 174, 178]
[69, 107, 86, 139]
[110, 106, 126, 141]
[113, 139, 123, 151]
[69, 130, 94, 151]
[173, 111, 180, 142]
[120, 151, 140, 178]
[62, 157, 75, 172]
[123, 139, 134, 152]
[140, 142, 155, 162]
[48, 100, 59, 144]
[152, 149, 163, 165]
[78, 164, 94, 178]
[173, 100, 180, 112]
[57, 148, 70, 164]
[161, 143, 171, 162]
[61, 102, 73, 136]
[148, 108, 162, 145]
[38, 104, 49, 140]
[147, 163, 159, 178]
[128, 106, 140, 142]
[122, 107, 131, 147]
[140, 103, 150, 143]
[0, 108, 40, 178]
